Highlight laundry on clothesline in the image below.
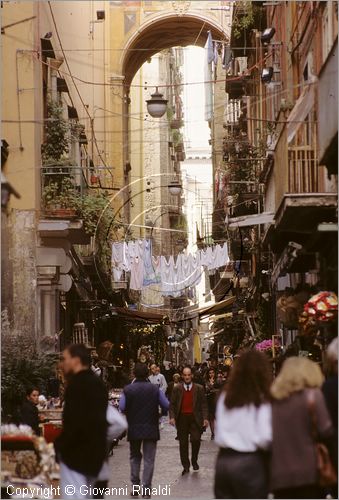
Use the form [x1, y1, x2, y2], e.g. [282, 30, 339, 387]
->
[111, 240, 229, 295]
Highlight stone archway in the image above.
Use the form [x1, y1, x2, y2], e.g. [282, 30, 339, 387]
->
[107, 4, 230, 218]
[121, 11, 229, 85]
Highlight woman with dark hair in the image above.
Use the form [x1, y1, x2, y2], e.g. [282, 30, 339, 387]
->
[214, 350, 272, 499]
[204, 368, 220, 440]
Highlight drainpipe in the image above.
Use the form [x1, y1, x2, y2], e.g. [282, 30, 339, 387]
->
[15, 49, 24, 151]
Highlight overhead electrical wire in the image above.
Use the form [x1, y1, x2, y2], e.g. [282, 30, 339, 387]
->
[48, 1, 111, 178]
[33, 49, 273, 89]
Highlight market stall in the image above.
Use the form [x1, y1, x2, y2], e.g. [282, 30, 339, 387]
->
[1, 425, 59, 499]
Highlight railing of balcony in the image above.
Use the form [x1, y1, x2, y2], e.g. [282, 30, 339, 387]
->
[288, 146, 319, 193]
[41, 165, 103, 218]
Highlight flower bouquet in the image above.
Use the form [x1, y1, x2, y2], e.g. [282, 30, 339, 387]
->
[303, 291, 338, 323]
[255, 338, 280, 353]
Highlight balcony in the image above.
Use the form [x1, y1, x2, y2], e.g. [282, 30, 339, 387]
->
[41, 166, 84, 219]
[288, 146, 319, 194]
[39, 166, 110, 246]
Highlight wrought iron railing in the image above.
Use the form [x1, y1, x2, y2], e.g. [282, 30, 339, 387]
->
[287, 146, 319, 193]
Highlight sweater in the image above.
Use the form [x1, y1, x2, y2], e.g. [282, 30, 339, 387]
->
[181, 388, 194, 414]
[54, 369, 108, 476]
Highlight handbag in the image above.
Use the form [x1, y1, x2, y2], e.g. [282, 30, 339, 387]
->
[307, 392, 337, 487]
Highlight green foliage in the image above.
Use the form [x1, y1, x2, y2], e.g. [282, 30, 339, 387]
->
[42, 179, 119, 274]
[172, 130, 183, 147]
[1, 310, 58, 421]
[256, 299, 273, 341]
[42, 177, 79, 210]
[129, 324, 167, 365]
[41, 99, 69, 163]
[232, 2, 264, 40]
[166, 106, 175, 122]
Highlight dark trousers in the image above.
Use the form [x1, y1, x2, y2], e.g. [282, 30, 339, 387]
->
[93, 481, 108, 499]
[214, 448, 269, 499]
[176, 413, 201, 469]
[129, 439, 157, 489]
[274, 485, 322, 499]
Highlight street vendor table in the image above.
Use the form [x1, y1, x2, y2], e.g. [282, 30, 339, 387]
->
[1, 426, 60, 499]
[39, 409, 62, 444]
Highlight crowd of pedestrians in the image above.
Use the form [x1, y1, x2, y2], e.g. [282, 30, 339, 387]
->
[17, 338, 338, 499]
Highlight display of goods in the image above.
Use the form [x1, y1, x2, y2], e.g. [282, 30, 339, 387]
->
[304, 291, 338, 323]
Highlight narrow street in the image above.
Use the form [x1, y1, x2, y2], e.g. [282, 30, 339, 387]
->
[108, 424, 217, 499]
[1, 1, 338, 499]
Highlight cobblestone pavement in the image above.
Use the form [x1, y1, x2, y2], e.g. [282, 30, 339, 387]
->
[107, 422, 218, 499]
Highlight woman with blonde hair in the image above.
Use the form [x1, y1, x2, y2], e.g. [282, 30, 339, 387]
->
[270, 356, 335, 499]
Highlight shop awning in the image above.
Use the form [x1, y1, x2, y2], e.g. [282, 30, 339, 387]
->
[198, 296, 236, 318]
[114, 307, 167, 324]
[228, 212, 274, 228]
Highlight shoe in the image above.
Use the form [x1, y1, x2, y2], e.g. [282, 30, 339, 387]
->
[142, 495, 151, 499]
[211, 433, 215, 440]
[192, 463, 199, 471]
[182, 468, 190, 475]
[130, 493, 139, 498]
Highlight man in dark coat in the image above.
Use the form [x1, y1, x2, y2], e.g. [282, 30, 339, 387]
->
[120, 363, 169, 499]
[20, 387, 40, 435]
[169, 366, 208, 475]
[55, 344, 108, 500]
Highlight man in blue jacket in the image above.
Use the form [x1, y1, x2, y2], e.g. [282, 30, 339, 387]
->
[120, 363, 169, 499]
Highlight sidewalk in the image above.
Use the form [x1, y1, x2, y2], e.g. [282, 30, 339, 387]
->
[107, 423, 218, 499]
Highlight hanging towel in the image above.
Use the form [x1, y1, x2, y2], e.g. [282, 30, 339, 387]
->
[143, 240, 159, 286]
[130, 255, 144, 291]
[222, 45, 233, 69]
[204, 31, 213, 121]
[160, 255, 174, 296]
[112, 242, 124, 281]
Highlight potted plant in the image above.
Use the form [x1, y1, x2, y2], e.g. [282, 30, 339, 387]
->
[170, 118, 183, 130]
[42, 177, 79, 218]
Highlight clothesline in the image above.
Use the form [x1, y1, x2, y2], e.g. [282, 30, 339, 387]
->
[111, 239, 229, 296]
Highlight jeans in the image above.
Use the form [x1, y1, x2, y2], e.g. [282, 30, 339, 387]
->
[214, 448, 269, 499]
[176, 414, 201, 469]
[60, 461, 97, 499]
[129, 439, 157, 489]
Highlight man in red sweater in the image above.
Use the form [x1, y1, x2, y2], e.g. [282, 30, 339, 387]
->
[169, 366, 209, 475]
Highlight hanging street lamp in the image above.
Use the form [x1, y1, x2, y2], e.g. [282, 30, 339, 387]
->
[146, 87, 168, 118]
[168, 179, 182, 196]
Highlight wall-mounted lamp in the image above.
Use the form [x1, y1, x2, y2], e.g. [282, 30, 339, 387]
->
[146, 87, 168, 118]
[261, 67, 274, 83]
[261, 27, 276, 44]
